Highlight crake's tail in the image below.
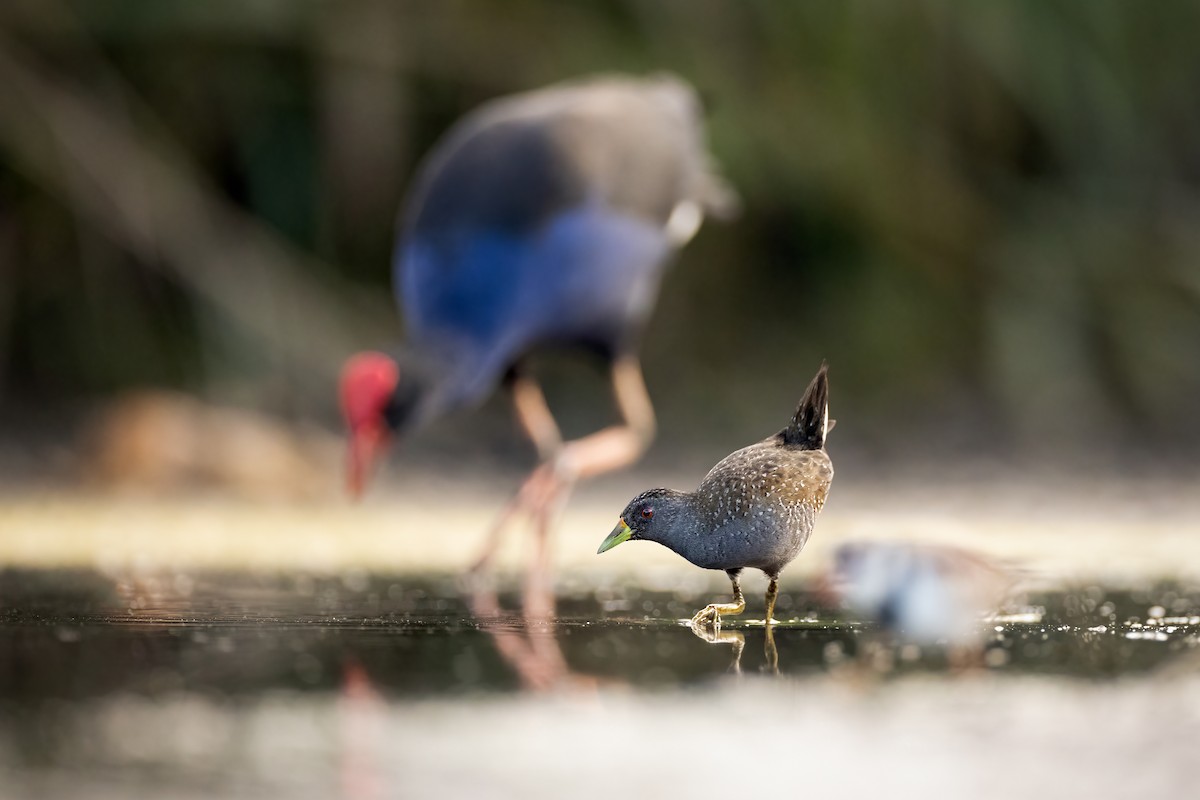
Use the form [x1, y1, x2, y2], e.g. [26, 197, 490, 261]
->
[782, 361, 830, 450]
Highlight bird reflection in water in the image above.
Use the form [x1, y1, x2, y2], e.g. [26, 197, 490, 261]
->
[690, 624, 749, 675]
[464, 577, 581, 692]
[688, 615, 783, 675]
[338, 658, 386, 800]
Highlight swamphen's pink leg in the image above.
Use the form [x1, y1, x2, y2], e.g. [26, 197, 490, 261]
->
[469, 356, 656, 618]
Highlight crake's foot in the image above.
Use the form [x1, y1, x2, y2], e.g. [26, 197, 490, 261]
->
[691, 604, 724, 632]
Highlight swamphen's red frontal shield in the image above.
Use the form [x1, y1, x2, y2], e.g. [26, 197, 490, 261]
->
[339, 352, 399, 499]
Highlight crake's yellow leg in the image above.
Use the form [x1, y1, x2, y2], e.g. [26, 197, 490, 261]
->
[691, 571, 746, 632]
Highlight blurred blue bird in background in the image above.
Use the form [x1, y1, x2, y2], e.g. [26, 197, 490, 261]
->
[824, 541, 1018, 669]
[339, 74, 736, 611]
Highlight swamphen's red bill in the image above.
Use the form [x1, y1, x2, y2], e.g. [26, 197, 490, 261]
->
[339, 352, 400, 499]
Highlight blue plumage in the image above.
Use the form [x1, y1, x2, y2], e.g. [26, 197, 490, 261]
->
[398, 204, 671, 409]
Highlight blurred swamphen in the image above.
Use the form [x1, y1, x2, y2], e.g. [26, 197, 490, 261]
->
[340, 74, 735, 600]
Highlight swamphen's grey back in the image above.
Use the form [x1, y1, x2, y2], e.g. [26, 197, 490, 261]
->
[395, 74, 733, 413]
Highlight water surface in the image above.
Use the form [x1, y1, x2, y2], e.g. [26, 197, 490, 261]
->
[3, 568, 1199, 799]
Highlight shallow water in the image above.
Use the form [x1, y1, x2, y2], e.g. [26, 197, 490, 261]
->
[3, 568, 1198, 696]
[3, 568, 1199, 799]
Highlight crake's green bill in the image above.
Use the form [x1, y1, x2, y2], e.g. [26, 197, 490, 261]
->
[597, 518, 633, 553]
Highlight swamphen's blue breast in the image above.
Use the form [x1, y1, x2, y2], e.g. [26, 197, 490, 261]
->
[394, 75, 732, 410]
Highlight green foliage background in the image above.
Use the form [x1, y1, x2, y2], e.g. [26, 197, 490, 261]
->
[2, 1, 1199, 457]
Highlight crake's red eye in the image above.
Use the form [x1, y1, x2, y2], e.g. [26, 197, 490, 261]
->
[641, 507, 654, 520]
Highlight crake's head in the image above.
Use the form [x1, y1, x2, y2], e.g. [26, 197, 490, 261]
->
[339, 351, 400, 499]
[597, 488, 688, 553]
